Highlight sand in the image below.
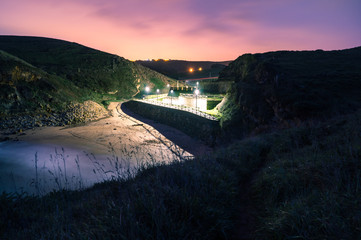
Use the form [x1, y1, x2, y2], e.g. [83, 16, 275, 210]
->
[16, 102, 211, 157]
[0, 102, 211, 194]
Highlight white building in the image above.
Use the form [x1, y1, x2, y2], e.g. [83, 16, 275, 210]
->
[162, 93, 207, 111]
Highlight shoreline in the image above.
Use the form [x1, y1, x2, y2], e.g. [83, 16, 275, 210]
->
[0, 102, 211, 194]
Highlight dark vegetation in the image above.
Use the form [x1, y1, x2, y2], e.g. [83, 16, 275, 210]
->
[137, 59, 231, 80]
[137, 59, 234, 95]
[2, 108, 360, 239]
[0, 36, 175, 115]
[1, 41, 361, 239]
[0, 49, 80, 114]
[219, 47, 361, 137]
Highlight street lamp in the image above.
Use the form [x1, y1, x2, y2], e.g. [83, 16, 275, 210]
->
[170, 89, 174, 105]
[156, 89, 159, 101]
[195, 89, 199, 111]
[145, 86, 150, 100]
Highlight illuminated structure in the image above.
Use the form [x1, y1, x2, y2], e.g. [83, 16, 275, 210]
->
[162, 87, 207, 111]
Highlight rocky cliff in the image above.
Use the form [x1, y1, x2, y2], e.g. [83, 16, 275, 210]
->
[218, 47, 361, 136]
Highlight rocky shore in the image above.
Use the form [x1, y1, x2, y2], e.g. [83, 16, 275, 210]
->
[0, 100, 110, 137]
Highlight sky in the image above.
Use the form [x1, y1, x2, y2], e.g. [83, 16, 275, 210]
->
[0, 0, 360, 61]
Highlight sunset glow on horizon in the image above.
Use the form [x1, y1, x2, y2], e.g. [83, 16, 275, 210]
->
[0, 0, 360, 61]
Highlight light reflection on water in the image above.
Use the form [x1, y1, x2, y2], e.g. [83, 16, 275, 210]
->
[0, 141, 132, 195]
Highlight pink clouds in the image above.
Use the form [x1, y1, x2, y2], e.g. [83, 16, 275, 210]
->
[0, 0, 360, 61]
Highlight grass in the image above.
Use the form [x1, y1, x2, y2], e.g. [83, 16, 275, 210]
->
[205, 108, 222, 119]
[249, 111, 361, 239]
[0, 146, 239, 239]
[1, 109, 361, 239]
[0, 36, 177, 116]
[0, 50, 84, 115]
[213, 45, 361, 238]
[219, 47, 361, 133]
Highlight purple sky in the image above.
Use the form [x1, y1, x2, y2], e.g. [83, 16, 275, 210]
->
[0, 0, 360, 60]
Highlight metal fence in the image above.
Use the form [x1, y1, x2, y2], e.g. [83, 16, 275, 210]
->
[133, 99, 219, 121]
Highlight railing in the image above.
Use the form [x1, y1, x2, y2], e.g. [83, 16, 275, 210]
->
[144, 94, 168, 100]
[133, 99, 219, 121]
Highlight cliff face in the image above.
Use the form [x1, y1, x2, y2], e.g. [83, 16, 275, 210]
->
[218, 47, 361, 135]
[0, 50, 80, 114]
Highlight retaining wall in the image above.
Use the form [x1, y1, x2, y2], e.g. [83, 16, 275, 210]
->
[123, 101, 220, 146]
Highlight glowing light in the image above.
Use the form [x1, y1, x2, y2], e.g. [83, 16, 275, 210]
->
[195, 89, 199, 95]
[145, 86, 150, 92]
[156, 89, 160, 93]
[198, 67, 202, 71]
[167, 83, 170, 87]
[189, 68, 194, 73]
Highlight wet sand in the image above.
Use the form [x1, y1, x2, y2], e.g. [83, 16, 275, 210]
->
[0, 102, 211, 194]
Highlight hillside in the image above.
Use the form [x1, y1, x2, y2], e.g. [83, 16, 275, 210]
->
[0, 36, 176, 103]
[136, 59, 231, 80]
[0, 36, 178, 127]
[0, 49, 81, 114]
[0, 36, 178, 133]
[218, 47, 361, 136]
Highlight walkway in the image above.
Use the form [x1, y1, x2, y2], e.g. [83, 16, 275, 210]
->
[134, 99, 219, 121]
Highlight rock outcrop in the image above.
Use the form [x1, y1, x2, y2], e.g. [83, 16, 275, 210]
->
[0, 100, 109, 135]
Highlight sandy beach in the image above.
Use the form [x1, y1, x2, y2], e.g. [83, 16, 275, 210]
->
[0, 102, 211, 194]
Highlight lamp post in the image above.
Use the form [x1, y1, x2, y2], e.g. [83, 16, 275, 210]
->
[170, 89, 174, 105]
[156, 89, 159, 102]
[145, 86, 150, 100]
[195, 89, 199, 111]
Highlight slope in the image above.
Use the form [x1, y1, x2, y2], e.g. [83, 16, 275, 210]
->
[0, 36, 175, 100]
[218, 47, 361, 137]
[136, 59, 231, 80]
[0, 49, 81, 114]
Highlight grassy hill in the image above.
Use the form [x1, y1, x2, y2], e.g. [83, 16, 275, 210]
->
[218, 47, 361, 137]
[0, 36, 176, 113]
[0, 49, 81, 115]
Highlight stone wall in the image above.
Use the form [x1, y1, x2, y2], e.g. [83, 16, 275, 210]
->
[123, 100, 220, 146]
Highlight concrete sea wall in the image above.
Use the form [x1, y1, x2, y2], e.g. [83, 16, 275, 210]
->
[123, 100, 220, 146]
